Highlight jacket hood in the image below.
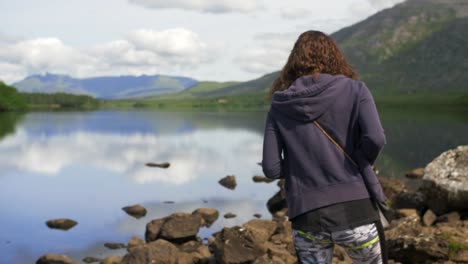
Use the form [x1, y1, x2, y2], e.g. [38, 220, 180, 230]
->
[271, 73, 348, 122]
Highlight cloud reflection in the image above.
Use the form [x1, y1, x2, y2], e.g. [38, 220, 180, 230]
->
[0, 128, 263, 185]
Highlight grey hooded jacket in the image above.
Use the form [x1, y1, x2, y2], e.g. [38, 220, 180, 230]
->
[262, 73, 387, 219]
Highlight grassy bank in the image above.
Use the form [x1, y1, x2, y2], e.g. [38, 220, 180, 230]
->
[100, 92, 468, 111]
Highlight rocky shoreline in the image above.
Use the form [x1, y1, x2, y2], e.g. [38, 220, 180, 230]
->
[37, 146, 468, 264]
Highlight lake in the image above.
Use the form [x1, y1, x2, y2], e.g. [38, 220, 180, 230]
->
[0, 108, 467, 263]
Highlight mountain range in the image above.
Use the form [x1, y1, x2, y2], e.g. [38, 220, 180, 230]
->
[12, 0, 468, 99]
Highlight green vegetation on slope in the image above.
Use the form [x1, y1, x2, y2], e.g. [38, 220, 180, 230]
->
[20, 92, 100, 110]
[0, 81, 27, 112]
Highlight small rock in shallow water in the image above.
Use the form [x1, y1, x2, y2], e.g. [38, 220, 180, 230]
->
[36, 254, 75, 264]
[253, 213, 262, 218]
[104, 242, 126, 249]
[82, 257, 101, 263]
[218, 175, 237, 190]
[405, 167, 425, 179]
[46, 219, 78, 231]
[145, 162, 170, 168]
[252, 175, 274, 183]
[224, 212, 236, 219]
[122, 204, 147, 219]
[163, 201, 175, 204]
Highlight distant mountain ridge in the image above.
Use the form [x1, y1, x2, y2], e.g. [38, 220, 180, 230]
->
[13, 73, 198, 99]
[200, 0, 468, 97]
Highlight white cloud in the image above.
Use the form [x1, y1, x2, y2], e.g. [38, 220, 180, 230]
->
[128, 0, 263, 14]
[280, 7, 312, 20]
[234, 32, 297, 74]
[348, 0, 404, 21]
[0, 28, 214, 83]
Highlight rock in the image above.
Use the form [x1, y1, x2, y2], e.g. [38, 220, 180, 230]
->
[393, 191, 426, 211]
[419, 145, 468, 214]
[36, 254, 76, 264]
[192, 208, 219, 227]
[122, 239, 210, 264]
[405, 167, 425, 179]
[243, 219, 278, 243]
[385, 215, 450, 262]
[83, 257, 101, 263]
[397, 209, 418, 218]
[218, 175, 237, 190]
[438, 212, 461, 224]
[253, 213, 262, 218]
[163, 201, 175, 204]
[223, 213, 236, 219]
[423, 209, 437, 226]
[145, 162, 170, 168]
[267, 190, 287, 216]
[104, 242, 126, 249]
[451, 249, 468, 263]
[145, 218, 165, 243]
[211, 226, 265, 263]
[46, 219, 78, 231]
[100, 256, 122, 264]
[127, 236, 145, 249]
[145, 213, 203, 244]
[122, 205, 147, 219]
[252, 175, 274, 183]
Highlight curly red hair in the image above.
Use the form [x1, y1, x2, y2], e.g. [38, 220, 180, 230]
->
[269, 30, 358, 98]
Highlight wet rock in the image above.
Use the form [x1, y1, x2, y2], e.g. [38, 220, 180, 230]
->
[104, 242, 126, 250]
[100, 256, 122, 264]
[122, 204, 147, 219]
[163, 201, 175, 204]
[419, 145, 468, 214]
[218, 175, 237, 190]
[405, 167, 425, 179]
[253, 213, 262, 218]
[267, 190, 287, 216]
[223, 213, 236, 219]
[252, 175, 275, 183]
[127, 236, 145, 249]
[423, 209, 437, 226]
[145, 213, 203, 244]
[192, 208, 219, 227]
[46, 219, 78, 231]
[83, 257, 101, 263]
[36, 254, 76, 264]
[145, 162, 170, 168]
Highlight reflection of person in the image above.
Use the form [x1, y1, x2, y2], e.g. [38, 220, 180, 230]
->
[261, 30, 388, 264]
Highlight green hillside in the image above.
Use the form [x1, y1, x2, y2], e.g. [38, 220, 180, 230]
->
[0, 81, 27, 111]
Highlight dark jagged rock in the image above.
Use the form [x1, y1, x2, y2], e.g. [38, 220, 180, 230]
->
[36, 254, 75, 264]
[46, 219, 78, 231]
[253, 213, 262, 218]
[192, 208, 219, 227]
[145, 162, 170, 168]
[218, 175, 237, 190]
[122, 204, 147, 219]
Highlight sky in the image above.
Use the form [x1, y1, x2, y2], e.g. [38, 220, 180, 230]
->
[0, 0, 404, 83]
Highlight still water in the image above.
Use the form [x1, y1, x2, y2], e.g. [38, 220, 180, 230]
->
[0, 108, 466, 263]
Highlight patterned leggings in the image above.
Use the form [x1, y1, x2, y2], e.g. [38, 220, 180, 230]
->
[293, 223, 382, 264]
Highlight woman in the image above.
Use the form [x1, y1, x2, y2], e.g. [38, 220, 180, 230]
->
[261, 30, 388, 264]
